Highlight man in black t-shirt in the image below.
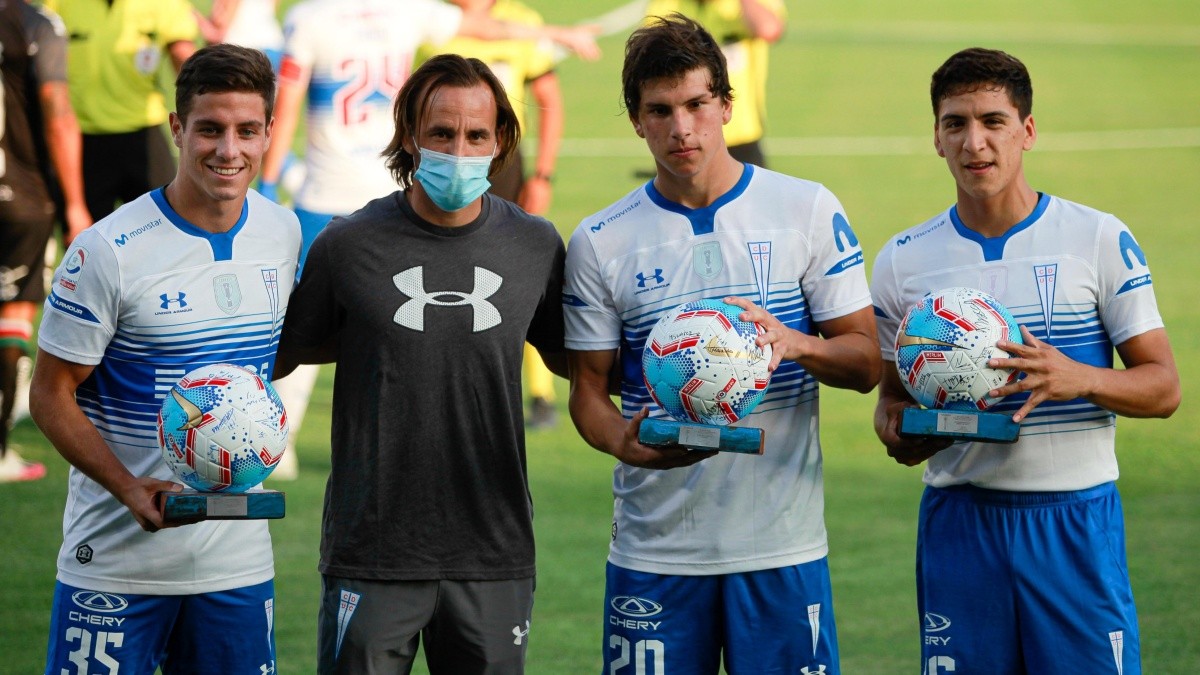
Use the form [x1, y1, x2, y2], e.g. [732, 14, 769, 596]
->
[0, 0, 89, 482]
[278, 54, 565, 675]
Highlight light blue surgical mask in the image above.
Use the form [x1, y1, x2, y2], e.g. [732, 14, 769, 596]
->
[413, 146, 494, 212]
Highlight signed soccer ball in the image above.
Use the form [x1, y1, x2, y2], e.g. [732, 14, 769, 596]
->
[642, 298, 772, 425]
[157, 363, 288, 492]
[895, 287, 1022, 411]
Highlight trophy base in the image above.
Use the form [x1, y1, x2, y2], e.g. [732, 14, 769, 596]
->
[898, 407, 1020, 444]
[158, 489, 286, 523]
[638, 418, 764, 454]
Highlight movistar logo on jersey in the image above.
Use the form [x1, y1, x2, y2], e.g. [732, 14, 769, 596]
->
[113, 218, 163, 247]
[393, 266, 502, 332]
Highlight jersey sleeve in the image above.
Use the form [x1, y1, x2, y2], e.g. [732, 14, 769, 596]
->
[279, 221, 342, 353]
[37, 231, 121, 366]
[30, 6, 69, 83]
[799, 186, 872, 324]
[869, 236, 904, 361]
[1095, 215, 1164, 346]
[280, 3, 317, 70]
[563, 226, 622, 351]
[526, 231, 566, 355]
[417, 0, 464, 48]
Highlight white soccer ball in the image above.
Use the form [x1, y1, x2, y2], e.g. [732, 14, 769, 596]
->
[157, 363, 288, 492]
[895, 287, 1023, 411]
[642, 298, 772, 425]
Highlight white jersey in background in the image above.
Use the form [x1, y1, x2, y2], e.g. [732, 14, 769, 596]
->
[564, 165, 871, 575]
[871, 193, 1164, 492]
[279, 0, 462, 214]
[223, 0, 284, 53]
[38, 189, 301, 594]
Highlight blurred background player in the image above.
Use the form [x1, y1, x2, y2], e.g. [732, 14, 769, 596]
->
[42, 0, 197, 220]
[193, 0, 284, 70]
[277, 53, 566, 673]
[871, 47, 1181, 672]
[0, 0, 90, 483]
[565, 16, 878, 674]
[420, 0, 564, 429]
[644, 0, 785, 167]
[31, 43, 299, 673]
[260, 0, 597, 477]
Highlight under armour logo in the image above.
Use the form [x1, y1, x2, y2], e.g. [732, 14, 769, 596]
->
[636, 269, 664, 287]
[800, 666, 827, 674]
[159, 292, 187, 309]
[393, 266, 502, 332]
[512, 620, 530, 645]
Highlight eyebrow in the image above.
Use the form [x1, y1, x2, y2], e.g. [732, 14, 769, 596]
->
[939, 110, 1012, 124]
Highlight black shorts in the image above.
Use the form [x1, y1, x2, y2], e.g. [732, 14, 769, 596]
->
[0, 194, 55, 305]
[82, 126, 176, 220]
[317, 575, 535, 675]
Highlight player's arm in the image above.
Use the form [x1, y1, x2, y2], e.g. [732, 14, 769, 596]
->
[990, 325, 1180, 423]
[457, 12, 600, 61]
[725, 297, 881, 393]
[38, 74, 91, 243]
[193, 0, 240, 44]
[29, 350, 182, 532]
[167, 40, 197, 73]
[740, 0, 786, 43]
[568, 349, 714, 470]
[260, 59, 307, 194]
[874, 362, 954, 466]
[517, 72, 563, 215]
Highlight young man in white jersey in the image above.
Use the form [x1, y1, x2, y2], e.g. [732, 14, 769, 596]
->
[871, 47, 1181, 674]
[277, 54, 566, 674]
[30, 44, 300, 673]
[564, 16, 879, 674]
[257, 0, 597, 478]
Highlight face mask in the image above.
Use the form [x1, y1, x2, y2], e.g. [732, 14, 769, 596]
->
[413, 146, 494, 212]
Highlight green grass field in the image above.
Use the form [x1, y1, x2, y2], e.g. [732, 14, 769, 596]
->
[4, 0, 1199, 672]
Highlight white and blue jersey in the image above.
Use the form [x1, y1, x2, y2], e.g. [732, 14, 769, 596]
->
[564, 164, 871, 575]
[280, 0, 462, 214]
[871, 193, 1164, 492]
[38, 188, 301, 594]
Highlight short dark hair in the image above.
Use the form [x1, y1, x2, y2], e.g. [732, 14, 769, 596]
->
[622, 13, 733, 117]
[175, 43, 276, 122]
[931, 47, 1033, 120]
[382, 54, 519, 188]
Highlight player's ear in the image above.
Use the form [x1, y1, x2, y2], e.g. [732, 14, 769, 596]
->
[631, 114, 644, 139]
[169, 112, 184, 149]
[933, 122, 945, 158]
[1022, 114, 1037, 151]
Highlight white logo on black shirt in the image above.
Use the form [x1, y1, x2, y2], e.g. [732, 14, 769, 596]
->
[392, 266, 502, 332]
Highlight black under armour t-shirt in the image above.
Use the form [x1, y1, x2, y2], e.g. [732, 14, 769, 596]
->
[281, 191, 565, 581]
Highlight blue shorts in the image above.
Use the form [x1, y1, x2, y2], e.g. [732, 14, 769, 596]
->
[917, 482, 1139, 674]
[603, 560, 839, 675]
[294, 208, 336, 275]
[45, 579, 276, 674]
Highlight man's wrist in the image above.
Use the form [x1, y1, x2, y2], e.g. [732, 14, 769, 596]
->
[532, 171, 554, 183]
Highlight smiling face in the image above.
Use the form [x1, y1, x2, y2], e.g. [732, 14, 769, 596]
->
[632, 67, 732, 186]
[170, 90, 271, 210]
[934, 85, 1036, 205]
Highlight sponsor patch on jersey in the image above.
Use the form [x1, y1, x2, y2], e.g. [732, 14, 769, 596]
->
[214, 274, 243, 315]
[693, 242, 723, 279]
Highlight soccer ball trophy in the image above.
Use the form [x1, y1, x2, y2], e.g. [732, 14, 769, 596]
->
[894, 287, 1023, 443]
[638, 298, 772, 454]
[156, 363, 289, 523]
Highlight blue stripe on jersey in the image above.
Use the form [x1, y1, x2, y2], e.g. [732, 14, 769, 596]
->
[1117, 274, 1152, 295]
[644, 164, 754, 236]
[950, 192, 1050, 262]
[47, 291, 102, 323]
[307, 77, 351, 109]
[151, 189, 249, 261]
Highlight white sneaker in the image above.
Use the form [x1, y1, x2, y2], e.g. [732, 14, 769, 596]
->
[0, 447, 46, 483]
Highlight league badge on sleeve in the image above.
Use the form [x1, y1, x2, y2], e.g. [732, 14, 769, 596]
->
[894, 287, 1022, 443]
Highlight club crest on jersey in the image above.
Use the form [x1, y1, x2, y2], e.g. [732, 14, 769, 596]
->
[213, 274, 243, 315]
[747, 241, 771, 307]
[980, 267, 1008, 299]
[693, 242, 723, 279]
[1034, 264, 1057, 337]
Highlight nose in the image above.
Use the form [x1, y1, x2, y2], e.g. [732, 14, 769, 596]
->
[669, 108, 691, 139]
[963, 121, 987, 152]
[216, 129, 238, 158]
